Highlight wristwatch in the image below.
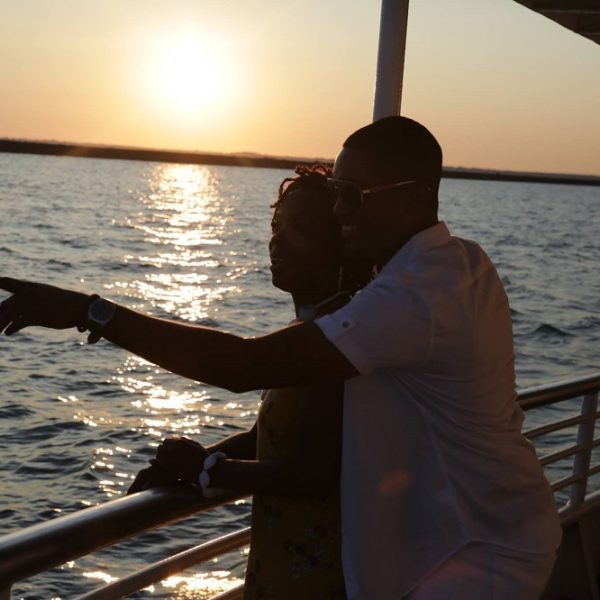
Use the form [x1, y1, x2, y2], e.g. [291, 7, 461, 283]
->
[78, 294, 116, 343]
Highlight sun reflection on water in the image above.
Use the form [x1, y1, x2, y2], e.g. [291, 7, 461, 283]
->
[83, 570, 117, 585]
[161, 570, 244, 599]
[111, 164, 242, 322]
[139, 164, 229, 248]
[104, 164, 256, 453]
[83, 163, 258, 590]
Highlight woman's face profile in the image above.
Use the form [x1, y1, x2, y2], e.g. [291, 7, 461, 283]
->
[268, 186, 341, 295]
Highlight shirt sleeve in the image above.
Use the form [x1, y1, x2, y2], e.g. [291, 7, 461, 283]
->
[315, 275, 433, 375]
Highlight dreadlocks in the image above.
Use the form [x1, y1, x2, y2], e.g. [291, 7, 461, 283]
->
[271, 164, 333, 212]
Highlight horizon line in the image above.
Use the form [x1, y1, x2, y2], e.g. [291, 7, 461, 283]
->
[1, 137, 599, 187]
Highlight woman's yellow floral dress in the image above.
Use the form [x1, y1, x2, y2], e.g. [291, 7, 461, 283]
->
[243, 387, 345, 599]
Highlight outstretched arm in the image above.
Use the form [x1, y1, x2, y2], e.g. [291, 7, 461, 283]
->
[101, 303, 354, 391]
[0, 278, 357, 392]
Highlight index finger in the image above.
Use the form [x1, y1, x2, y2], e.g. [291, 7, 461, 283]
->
[0, 278, 25, 294]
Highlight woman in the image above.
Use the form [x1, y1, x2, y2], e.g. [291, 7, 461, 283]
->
[130, 165, 372, 598]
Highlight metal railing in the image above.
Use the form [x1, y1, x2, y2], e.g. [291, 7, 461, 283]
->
[519, 371, 600, 516]
[0, 371, 599, 599]
[0, 488, 249, 599]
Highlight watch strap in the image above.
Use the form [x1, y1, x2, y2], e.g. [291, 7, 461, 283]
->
[77, 294, 100, 333]
[79, 295, 116, 344]
[198, 452, 227, 498]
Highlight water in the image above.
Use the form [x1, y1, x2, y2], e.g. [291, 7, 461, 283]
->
[0, 153, 598, 597]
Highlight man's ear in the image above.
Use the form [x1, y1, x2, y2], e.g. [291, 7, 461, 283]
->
[408, 182, 438, 222]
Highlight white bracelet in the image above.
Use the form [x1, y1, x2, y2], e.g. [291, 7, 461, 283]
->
[198, 452, 227, 498]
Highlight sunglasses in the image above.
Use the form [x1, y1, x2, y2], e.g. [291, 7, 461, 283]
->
[326, 178, 419, 208]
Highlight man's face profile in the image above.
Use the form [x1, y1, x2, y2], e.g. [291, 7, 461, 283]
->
[332, 146, 420, 264]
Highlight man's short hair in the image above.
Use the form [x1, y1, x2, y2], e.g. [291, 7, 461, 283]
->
[343, 116, 442, 187]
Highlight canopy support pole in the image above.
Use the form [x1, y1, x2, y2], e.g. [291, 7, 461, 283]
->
[373, 0, 410, 121]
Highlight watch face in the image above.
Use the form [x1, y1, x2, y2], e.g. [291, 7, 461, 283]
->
[89, 298, 116, 326]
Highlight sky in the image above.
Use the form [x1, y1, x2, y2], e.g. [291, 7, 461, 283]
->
[2, 0, 599, 175]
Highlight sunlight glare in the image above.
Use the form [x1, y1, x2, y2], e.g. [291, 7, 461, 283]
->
[138, 29, 237, 121]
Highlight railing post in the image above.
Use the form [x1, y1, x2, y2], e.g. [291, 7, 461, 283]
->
[570, 391, 600, 507]
[373, 0, 410, 120]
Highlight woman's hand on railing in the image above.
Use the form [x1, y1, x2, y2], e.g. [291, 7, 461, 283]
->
[126, 436, 209, 495]
[154, 436, 210, 485]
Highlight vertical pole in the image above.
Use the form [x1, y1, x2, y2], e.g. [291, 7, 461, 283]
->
[570, 391, 599, 508]
[373, 0, 410, 121]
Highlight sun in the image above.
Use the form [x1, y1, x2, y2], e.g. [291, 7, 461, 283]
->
[137, 29, 237, 121]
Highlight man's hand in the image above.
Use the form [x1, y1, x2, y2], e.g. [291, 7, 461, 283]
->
[0, 277, 89, 335]
[154, 436, 210, 485]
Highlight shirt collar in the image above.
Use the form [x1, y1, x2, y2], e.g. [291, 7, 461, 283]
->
[379, 221, 451, 276]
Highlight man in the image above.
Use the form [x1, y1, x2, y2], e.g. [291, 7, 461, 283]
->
[0, 117, 561, 598]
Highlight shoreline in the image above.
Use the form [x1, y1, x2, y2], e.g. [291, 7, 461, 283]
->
[2, 138, 599, 187]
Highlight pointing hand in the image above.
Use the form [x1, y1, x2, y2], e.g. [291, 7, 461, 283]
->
[0, 277, 89, 335]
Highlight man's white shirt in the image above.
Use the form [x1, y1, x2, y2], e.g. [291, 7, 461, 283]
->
[316, 222, 561, 599]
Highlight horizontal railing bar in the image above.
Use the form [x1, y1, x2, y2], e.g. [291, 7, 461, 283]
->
[538, 438, 600, 466]
[76, 527, 250, 600]
[551, 473, 583, 492]
[539, 443, 586, 465]
[518, 372, 600, 410]
[211, 583, 245, 600]
[559, 487, 600, 525]
[588, 464, 600, 477]
[525, 410, 600, 439]
[210, 583, 244, 600]
[0, 486, 247, 586]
